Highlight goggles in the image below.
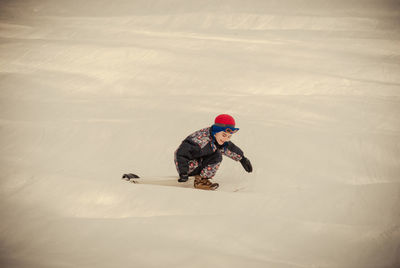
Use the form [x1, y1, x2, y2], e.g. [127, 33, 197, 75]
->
[224, 128, 239, 134]
[212, 124, 240, 135]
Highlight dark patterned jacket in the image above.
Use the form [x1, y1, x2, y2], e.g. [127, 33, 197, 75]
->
[175, 127, 244, 176]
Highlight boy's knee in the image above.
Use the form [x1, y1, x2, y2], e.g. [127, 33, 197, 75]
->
[205, 152, 222, 166]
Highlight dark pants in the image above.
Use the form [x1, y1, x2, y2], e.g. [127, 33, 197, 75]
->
[175, 150, 222, 179]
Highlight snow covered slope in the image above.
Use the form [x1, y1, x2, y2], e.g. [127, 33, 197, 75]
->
[0, 0, 399, 267]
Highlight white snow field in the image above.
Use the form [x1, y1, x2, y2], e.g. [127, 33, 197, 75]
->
[1, 0, 400, 267]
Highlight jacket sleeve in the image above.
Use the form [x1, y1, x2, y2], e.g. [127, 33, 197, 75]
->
[176, 139, 201, 175]
[223, 141, 244, 161]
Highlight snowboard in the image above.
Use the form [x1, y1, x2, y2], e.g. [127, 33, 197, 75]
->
[121, 173, 219, 190]
[122, 173, 194, 189]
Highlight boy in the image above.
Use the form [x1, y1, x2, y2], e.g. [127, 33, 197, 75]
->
[174, 114, 253, 190]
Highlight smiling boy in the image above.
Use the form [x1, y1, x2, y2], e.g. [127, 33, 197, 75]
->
[174, 114, 253, 190]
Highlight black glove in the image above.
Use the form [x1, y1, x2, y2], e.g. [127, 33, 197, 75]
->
[240, 157, 253, 173]
[178, 174, 189, 182]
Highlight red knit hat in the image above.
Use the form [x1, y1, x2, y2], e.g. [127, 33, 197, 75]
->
[214, 114, 236, 127]
[212, 114, 239, 135]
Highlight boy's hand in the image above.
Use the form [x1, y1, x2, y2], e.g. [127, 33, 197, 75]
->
[240, 157, 253, 173]
[178, 174, 189, 182]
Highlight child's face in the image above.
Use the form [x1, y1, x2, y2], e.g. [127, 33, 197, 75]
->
[215, 131, 232, 145]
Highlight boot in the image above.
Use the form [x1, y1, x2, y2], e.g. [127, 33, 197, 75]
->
[194, 175, 219, 190]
